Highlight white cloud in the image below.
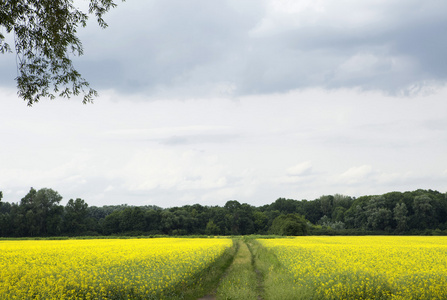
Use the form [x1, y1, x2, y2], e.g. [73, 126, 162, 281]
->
[337, 165, 374, 185]
[1, 85, 447, 207]
[120, 148, 230, 191]
[287, 161, 313, 176]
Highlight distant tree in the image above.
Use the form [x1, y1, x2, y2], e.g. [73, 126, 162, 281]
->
[175, 208, 200, 234]
[160, 210, 178, 235]
[119, 207, 134, 232]
[302, 199, 324, 224]
[269, 198, 300, 214]
[17, 188, 35, 236]
[145, 209, 162, 233]
[344, 203, 367, 229]
[319, 195, 335, 217]
[253, 210, 268, 233]
[331, 206, 346, 222]
[383, 192, 404, 209]
[205, 220, 220, 235]
[17, 188, 64, 236]
[318, 215, 331, 226]
[224, 200, 242, 235]
[0, 194, 14, 236]
[412, 195, 434, 230]
[102, 210, 121, 234]
[207, 206, 228, 235]
[130, 207, 146, 232]
[393, 202, 408, 233]
[365, 196, 392, 231]
[0, 0, 121, 105]
[270, 214, 308, 236]
[333, 194, 353, 209]
[368, 208, 392, 231]
[36, 188, 64, 235]
[87, 206, 107, 220]
[2, 187, 446, 237]
[63, 198, 88, 235]
[318, 215, 345, 230]
[223, 201, 255, 235]
[224, 200, 242, 213]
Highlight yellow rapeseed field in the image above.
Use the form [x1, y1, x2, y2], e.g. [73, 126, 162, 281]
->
[259, 236, 447, 300]
[0, 238, 232, 299]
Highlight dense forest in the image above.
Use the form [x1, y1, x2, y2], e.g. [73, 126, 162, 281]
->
[0, 188, 446, 237]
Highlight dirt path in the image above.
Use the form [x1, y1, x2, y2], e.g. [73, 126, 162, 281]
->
[197, 296, 216, 300]
[198, 239, 264, 300]
[197, 240, 241, 300]
[247, 241, 265, 300]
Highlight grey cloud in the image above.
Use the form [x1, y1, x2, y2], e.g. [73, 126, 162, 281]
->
[76, 0, 262, 95]
[391, 19, 447, 78]
[241, 2, 447, 94]
[2, 0, 446, 97]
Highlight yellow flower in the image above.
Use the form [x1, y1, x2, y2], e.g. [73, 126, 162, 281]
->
[259, 236, 447, 300]
[0, 238, 232, 299]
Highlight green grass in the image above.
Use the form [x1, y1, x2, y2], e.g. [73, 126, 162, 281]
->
[216, 239, 259, 300]
[214, 237, 314, 300]
[167, 239, 238, 300]
[246, 238, 314, 300]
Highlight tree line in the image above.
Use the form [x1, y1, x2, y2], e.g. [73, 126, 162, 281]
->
[0, 188, 446, 237]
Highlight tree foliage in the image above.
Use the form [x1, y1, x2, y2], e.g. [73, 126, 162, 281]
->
[394, 202, 408, 233]
[0, 0, 120, 105]
[0, 188, 447, 237]
[270, 214, 308, 236]
[15, 187, 63, 236]
[63, 198, 88, 234]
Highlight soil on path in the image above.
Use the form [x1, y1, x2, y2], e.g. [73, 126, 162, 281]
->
[198, 240, 264, 300]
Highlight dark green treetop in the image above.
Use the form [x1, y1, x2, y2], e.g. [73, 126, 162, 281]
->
[270, 213, 309, 236]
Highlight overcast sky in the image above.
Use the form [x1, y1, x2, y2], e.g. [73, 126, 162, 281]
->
[1, 0, 446, 207]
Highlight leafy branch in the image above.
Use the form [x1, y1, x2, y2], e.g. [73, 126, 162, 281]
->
[0, 0, 121, 105]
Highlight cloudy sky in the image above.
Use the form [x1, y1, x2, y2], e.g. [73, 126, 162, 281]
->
[1, 0, 446, 207]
